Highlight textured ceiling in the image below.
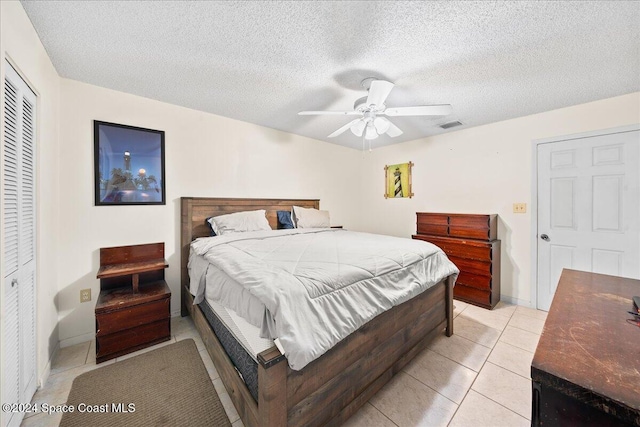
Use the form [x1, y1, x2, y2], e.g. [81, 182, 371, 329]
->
[21, 1, 640, 149]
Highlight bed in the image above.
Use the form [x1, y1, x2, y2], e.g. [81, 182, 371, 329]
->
[180, 197, 456, 427]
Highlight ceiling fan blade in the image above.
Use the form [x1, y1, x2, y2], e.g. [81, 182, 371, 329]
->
[298, 111, 360, 116]
[385, 120, 403, 137]
[384, 105, 452, 117]
[328, 119, 362, 138]
[366, 80, 394, 108]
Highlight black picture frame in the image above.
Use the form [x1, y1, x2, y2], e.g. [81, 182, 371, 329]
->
[94, 121, 166, 206]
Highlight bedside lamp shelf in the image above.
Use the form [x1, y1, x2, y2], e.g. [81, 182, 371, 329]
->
[95, 242, 171, 363]
[97, 258, 168, 292]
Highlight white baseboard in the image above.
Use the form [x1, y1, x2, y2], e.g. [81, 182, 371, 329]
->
[38, 342, 58, 388]
[500, 294, 535, 308]
[171, 309, 182, 318]
[59, 332, 94, 348]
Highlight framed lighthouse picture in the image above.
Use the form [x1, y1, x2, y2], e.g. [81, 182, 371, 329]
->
[94, 121, 165, 206]
[384, 161, 414, 199]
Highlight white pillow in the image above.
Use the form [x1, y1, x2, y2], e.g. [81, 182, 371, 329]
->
[292, 206, 330, 228]
[207, 217, 220, 235]
[210, 210, 271, 235]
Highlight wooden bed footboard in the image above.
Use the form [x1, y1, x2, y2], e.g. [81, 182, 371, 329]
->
[180, 197, 455, 426]
[183, 276, 454, 427]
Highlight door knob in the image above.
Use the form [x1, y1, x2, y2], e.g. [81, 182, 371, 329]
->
[11, 278, 18, 287]
[540, 234, 550, 241]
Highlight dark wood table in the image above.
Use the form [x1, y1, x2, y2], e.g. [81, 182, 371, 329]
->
[531, 269, 640, 426]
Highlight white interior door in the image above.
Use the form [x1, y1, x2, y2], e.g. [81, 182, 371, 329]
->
[537, 129, 640, 311]
[2, 61, 37, 427]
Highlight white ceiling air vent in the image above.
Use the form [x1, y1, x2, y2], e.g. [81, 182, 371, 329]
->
[439, 121, 463, 129]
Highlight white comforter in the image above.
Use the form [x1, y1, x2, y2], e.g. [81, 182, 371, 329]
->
[189, 228, 459, 370]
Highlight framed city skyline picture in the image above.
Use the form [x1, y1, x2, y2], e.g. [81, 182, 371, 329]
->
[94, 121, 165, 205]
[384, 161, 414, 199]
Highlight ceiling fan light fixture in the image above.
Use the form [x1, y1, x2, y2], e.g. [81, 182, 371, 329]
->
[373, 117, 390, 134]
[299, 79, 453, 142]
[351, 120, 366, 137]
[364, 123, 379, 140]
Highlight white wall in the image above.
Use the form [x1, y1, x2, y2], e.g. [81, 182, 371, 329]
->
[357, 92, 640, 306]
[57, 78, 363, 345]
[0, 0, 61, 399]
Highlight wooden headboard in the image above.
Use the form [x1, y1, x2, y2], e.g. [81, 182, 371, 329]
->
[180, 197, 319, 303]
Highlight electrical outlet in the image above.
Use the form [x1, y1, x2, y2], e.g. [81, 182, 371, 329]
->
[80, 288, 91, 303]
[513, 203, 527, 213]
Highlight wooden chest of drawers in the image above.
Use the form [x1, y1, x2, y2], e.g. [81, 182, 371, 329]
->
[413, 213, 500, 309]
[95, 281, 171, 362]
[95, 243, 171, 363]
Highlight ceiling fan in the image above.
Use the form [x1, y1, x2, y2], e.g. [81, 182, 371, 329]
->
[298, 78, 453, 140]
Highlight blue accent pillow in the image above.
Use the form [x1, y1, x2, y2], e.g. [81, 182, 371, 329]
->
[205, 217, 217, 236]
[277, 210, 294, 229]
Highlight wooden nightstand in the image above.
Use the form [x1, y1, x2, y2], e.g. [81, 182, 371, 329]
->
[95, 242, 171, 363]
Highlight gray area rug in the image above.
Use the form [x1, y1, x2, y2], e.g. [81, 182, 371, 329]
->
[60, 339, 231, 427]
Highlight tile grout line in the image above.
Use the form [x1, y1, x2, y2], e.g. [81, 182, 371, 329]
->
[494, 338, 535, 357]
[452, 317, 505, 349]
[49, 342, 92, 377]
[367, 303, 478, 427]
[515, 312, 547, 322]
[454, 306, 543, 422]
[426, 327, 496, 369]
[467, 374, 531, 423]
[514, 306, 548, 320]
[505, 322, 544, 336]
[484, 359, 532, 385]
[446, 304, 520, 426]
[401, 368, 461, 407]
[457, 310, 514, 328]
[84, 340, 91, 365]
[463, 387, 531, 424]
[500, 326, 541, 353]
[396, 303, 518, 425]
[366, 401, 400, 427]
[488, 341, 535, 380]
[404, 347, 476, 375]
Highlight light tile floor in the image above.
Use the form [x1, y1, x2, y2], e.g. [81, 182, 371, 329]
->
[22, 301, 546, 427]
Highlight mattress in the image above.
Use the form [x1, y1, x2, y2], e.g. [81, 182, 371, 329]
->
[204, 297, 275, 361]
[190, 228, 459, 370]
[191, 254, 288, 401]
[198, 298, 273, 402]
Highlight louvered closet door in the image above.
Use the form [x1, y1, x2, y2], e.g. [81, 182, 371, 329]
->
[3, 61, 37, 427]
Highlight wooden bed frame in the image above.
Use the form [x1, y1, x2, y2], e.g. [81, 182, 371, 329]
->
[180, 197, 454, 427]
